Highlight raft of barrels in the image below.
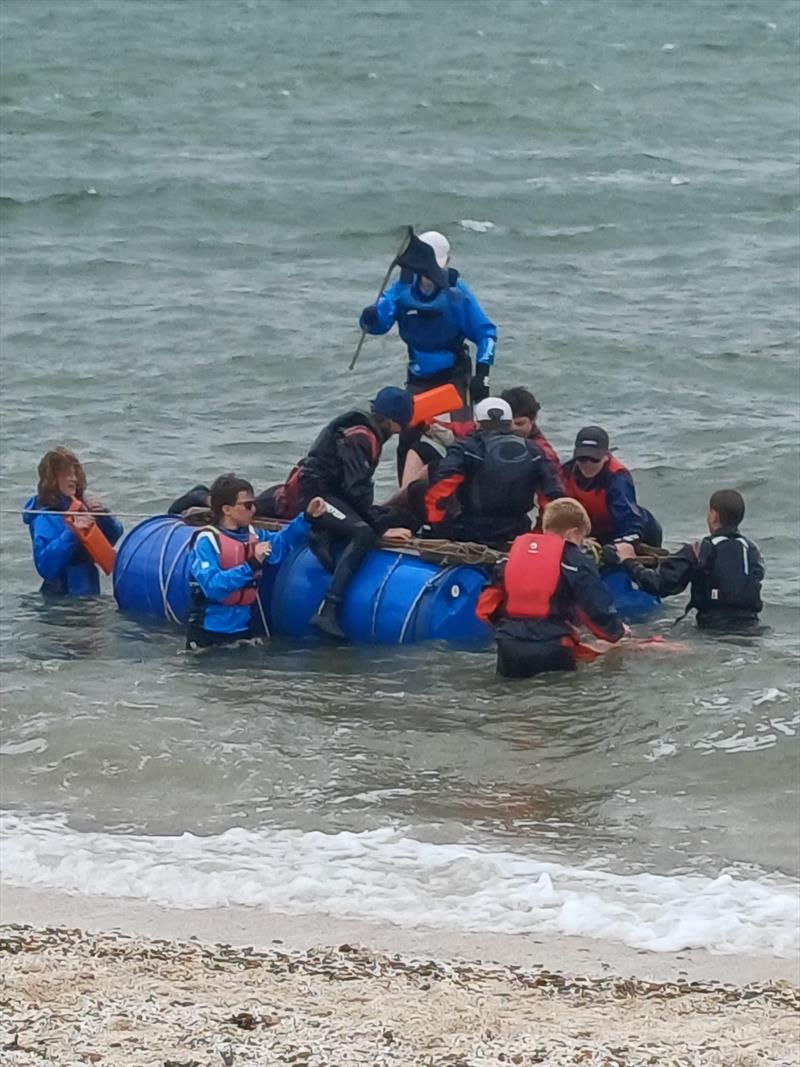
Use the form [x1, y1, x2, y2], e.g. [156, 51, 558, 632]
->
[112, 513, 660, 646]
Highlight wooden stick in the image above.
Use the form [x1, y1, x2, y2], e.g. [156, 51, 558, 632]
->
[348, 227, 413, 371]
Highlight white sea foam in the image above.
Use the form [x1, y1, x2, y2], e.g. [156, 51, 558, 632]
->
[459, 219, 495, 233]
[1, 814, 796, 958]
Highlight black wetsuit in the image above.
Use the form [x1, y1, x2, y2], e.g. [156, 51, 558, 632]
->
[424, 428, 565, 548]
[624, 527, 764, 631]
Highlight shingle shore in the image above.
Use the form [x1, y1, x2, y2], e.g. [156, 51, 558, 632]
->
[1, 924, 797, 1066]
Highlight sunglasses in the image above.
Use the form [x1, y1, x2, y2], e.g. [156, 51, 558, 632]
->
[576, 455, 603, 463]
[236, 499, 257, 510]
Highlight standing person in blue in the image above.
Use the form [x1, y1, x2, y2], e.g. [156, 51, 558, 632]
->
[359, 230, 498, 475]
[187, 473, 327, 650]
[24, 447, 123, 597]
[616, 489, 764, 632]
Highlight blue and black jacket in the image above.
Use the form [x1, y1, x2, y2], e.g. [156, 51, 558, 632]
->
[359, 271, 497, 382]
[23, 494, 124, 597]
[625, 527, 764, 630]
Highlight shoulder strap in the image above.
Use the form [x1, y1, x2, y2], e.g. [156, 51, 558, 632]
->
[192, 525, 221, 551]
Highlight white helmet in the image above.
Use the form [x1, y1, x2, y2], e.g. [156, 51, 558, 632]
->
[417, 230, 450, 268]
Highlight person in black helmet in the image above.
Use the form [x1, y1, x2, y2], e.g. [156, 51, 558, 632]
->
[255, 387, 414, 639]
[423, 397, 565, 549]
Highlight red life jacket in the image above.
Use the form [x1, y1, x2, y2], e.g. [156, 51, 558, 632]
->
[504, 532, 564, 619]
[199, 526, 260, 606]
[529, 430, 561, 470]
[561, 456, 629, 542]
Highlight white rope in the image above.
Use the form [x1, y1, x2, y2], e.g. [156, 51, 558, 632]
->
[254, 592, 271, 639]
[398, 566, 458, 645]
[369, 554, 403, 638]
[157, 524, 184, 626]
[6, 508, 155, 518]
[161, 530, 192, 626]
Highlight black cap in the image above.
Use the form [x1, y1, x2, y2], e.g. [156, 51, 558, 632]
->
[573, 426, 610, 460]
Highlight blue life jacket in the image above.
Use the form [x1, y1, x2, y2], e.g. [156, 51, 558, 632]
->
[23, 493, 124, 597]
[396, 281, 469, 379]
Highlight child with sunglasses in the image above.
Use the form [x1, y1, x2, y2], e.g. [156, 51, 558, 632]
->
[187, 473, 325, 649]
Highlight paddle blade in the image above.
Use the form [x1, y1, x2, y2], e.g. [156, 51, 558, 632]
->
[410, 384, 464, 426]
[396, 232, 451, 290]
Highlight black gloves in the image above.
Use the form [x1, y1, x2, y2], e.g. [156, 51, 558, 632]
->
[469, 367, 490, 404]
[360, 305, 378, 329]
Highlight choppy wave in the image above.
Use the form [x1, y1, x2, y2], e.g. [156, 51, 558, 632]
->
[2, 813, 797, 958]
[0, 188, 101, 210]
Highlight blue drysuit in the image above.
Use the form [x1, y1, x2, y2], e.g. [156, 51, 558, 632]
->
[23, 494, 124, 597]
[188, 513, 310, 635]
[359, 273, 497, 382]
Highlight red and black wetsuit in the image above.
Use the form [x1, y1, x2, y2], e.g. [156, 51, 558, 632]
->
[529, 429, 560, 470]
[254, 410, 401, 606]
[423, 428, 564, 548]
[477, 533, 625, 678]
[528, 429, 561, 528]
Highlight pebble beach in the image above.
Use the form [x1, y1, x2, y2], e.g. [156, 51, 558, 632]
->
[1, 922, 798, 1067]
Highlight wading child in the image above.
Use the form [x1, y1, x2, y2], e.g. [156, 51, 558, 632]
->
[24, 447, 123, 597]
[616, 489, 764, 632]
[187, 473, 326, 649]
[477, 497, 628, 678]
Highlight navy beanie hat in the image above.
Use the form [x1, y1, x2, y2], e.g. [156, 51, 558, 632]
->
[371, 386, 413, 429]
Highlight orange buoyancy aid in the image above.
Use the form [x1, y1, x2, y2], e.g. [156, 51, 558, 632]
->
[504, 532, 565, 619]
[201, 526, 260, 606]
[561, 456, 630, 542]
[66, 497, 116, 575]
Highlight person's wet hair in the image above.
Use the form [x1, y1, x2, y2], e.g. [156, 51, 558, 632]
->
[543, 497, 591, 537]
[501, 386, 540, 422]
[36, 447, 86, 508]
[709, 489, 745, 528]
[209, 473, 255, 520]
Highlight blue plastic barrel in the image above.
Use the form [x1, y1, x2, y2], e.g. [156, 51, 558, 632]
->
[113, 516, 659, 642]
[113, 515, 195, 624]
[600, 567, 660, 621]
[113, 516, 491, 644]
[268, 545, 490, 644]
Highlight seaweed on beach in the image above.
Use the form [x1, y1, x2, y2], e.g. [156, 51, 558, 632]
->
[0, 925, 797, 1067]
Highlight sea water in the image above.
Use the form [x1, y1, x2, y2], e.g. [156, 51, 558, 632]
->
[1, 0, 798, 957]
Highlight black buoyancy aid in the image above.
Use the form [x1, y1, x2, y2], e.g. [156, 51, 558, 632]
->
[504, 533, 564, 619]
[192, 526, 259, 606]
[562, 457, 631, 541]
[295, 411, 381, 489]
[692, 532, 763, 616]
[467, 432, 541, 518]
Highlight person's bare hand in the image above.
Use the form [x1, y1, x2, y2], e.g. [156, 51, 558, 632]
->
[305, 497, 327, 520]
[622, 623, 633, 638]
[85, 497, 106, 513]
[71, 513, 95, 531]
[253, 541, 272, 563]
[615, 542, 636, 561]
[384, 527, 413, 542]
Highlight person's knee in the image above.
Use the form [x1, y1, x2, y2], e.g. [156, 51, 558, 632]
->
[351, 523, 377, 552]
